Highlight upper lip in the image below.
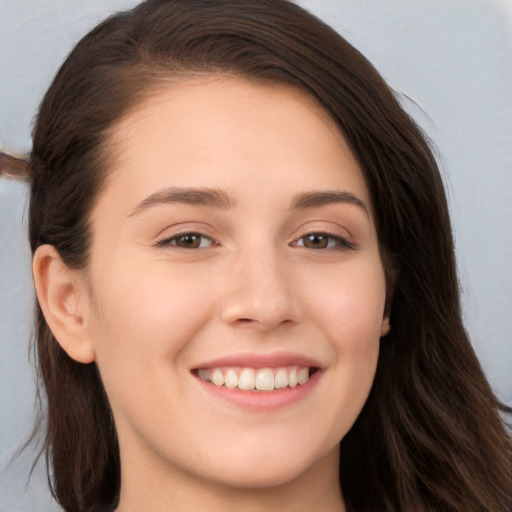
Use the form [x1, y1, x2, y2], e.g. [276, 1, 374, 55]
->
[192, 351, 324, 370]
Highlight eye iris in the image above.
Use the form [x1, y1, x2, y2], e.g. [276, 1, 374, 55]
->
[177, 234, 201, 248]
[304, 234, 329, 249]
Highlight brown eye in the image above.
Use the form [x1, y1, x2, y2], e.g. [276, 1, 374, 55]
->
[295, 233, 355, 250]
[156, 233, 214, 249]
[175, 234, 202, 248]
[302, 234, 330, 249]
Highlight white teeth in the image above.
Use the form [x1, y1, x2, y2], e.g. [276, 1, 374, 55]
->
[196, 365, 313, 391]
[255, 368, 274, 391]
[238, 368, 256, 390]
[225, 369, 238, 388]
[211, 368, 225, 387]
[288, 367, 298, 388]
[297, 367, 309, 385]
[274, 368, 288, 389]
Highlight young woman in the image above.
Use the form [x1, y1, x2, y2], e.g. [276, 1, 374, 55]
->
[9, 0, 512, 510]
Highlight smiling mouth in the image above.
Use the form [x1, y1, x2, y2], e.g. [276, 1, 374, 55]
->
[194, 366, 318, 391]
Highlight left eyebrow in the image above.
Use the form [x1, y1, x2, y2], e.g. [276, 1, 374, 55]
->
[291, 190, 370, 217]
[129, 187, 237, 217]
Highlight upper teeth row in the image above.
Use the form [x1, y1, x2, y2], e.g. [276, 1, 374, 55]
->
[197, 366, 311, 391]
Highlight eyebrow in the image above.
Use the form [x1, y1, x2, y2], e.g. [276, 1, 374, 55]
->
[291, 190, 369, 216]
[129, 187, 237, 216]
[129, 187, 369, 218]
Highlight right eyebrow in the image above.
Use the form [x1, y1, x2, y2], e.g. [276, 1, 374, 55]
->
[128, 187, 237, 217]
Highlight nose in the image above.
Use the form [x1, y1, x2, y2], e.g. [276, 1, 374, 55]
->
[219, 246, 301, 330]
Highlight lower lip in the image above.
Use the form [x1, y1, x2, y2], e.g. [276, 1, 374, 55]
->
[193, 370, 322, 411]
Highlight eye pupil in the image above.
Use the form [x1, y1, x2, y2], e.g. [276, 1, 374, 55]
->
[177, 234, 201, 248]
[304, 234, 328, 249]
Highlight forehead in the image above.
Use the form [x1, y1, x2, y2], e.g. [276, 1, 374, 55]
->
[110, 76, 342, 155]
[96, 76, 370, 215]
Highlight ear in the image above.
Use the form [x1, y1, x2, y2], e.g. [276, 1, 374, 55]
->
[380, 315, 391, 337]
[381, 258, 395, 338]
[32, 244, 96, 363]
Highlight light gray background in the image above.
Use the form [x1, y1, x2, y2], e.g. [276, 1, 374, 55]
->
[1, 1, 511, 510]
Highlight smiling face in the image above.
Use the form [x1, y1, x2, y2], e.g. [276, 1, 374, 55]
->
[75, 77, 388, 506]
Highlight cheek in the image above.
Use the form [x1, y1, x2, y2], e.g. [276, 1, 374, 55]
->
[88, 259, 215, 373]
[88, 260, 218, 433]
[307, 259, 387, 348]
[302, 260, 385, 433]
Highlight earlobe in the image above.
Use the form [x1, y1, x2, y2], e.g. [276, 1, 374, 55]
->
[380, 316, 391, 337]
[32, 245, 96, 364]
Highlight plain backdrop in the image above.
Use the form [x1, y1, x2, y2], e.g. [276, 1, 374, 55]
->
[1, 1, 511, 510]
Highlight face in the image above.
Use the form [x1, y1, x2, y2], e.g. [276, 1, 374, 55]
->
[82, 77, 388, 493]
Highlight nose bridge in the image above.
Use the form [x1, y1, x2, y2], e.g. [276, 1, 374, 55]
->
[219, 241, 299, 329]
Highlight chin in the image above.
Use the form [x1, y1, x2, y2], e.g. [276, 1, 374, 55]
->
[188, 440, 339, 491]
[206, 462, 314, 490]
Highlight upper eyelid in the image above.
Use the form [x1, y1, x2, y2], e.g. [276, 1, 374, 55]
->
[153, 220, 216, 239]
[150, 218, 219, 240]
[289, 217, 355, 238]
[293, 227, 354, 242]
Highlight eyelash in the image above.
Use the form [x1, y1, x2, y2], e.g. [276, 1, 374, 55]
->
[293, 232, 356, 251]
[155, 232, 216, 249]
[155, 231, 355, 251]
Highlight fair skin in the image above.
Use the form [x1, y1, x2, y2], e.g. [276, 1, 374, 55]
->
[33, 77, 389, 512]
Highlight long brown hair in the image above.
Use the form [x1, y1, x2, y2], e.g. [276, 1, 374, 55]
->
[26, 1, 512, 511]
